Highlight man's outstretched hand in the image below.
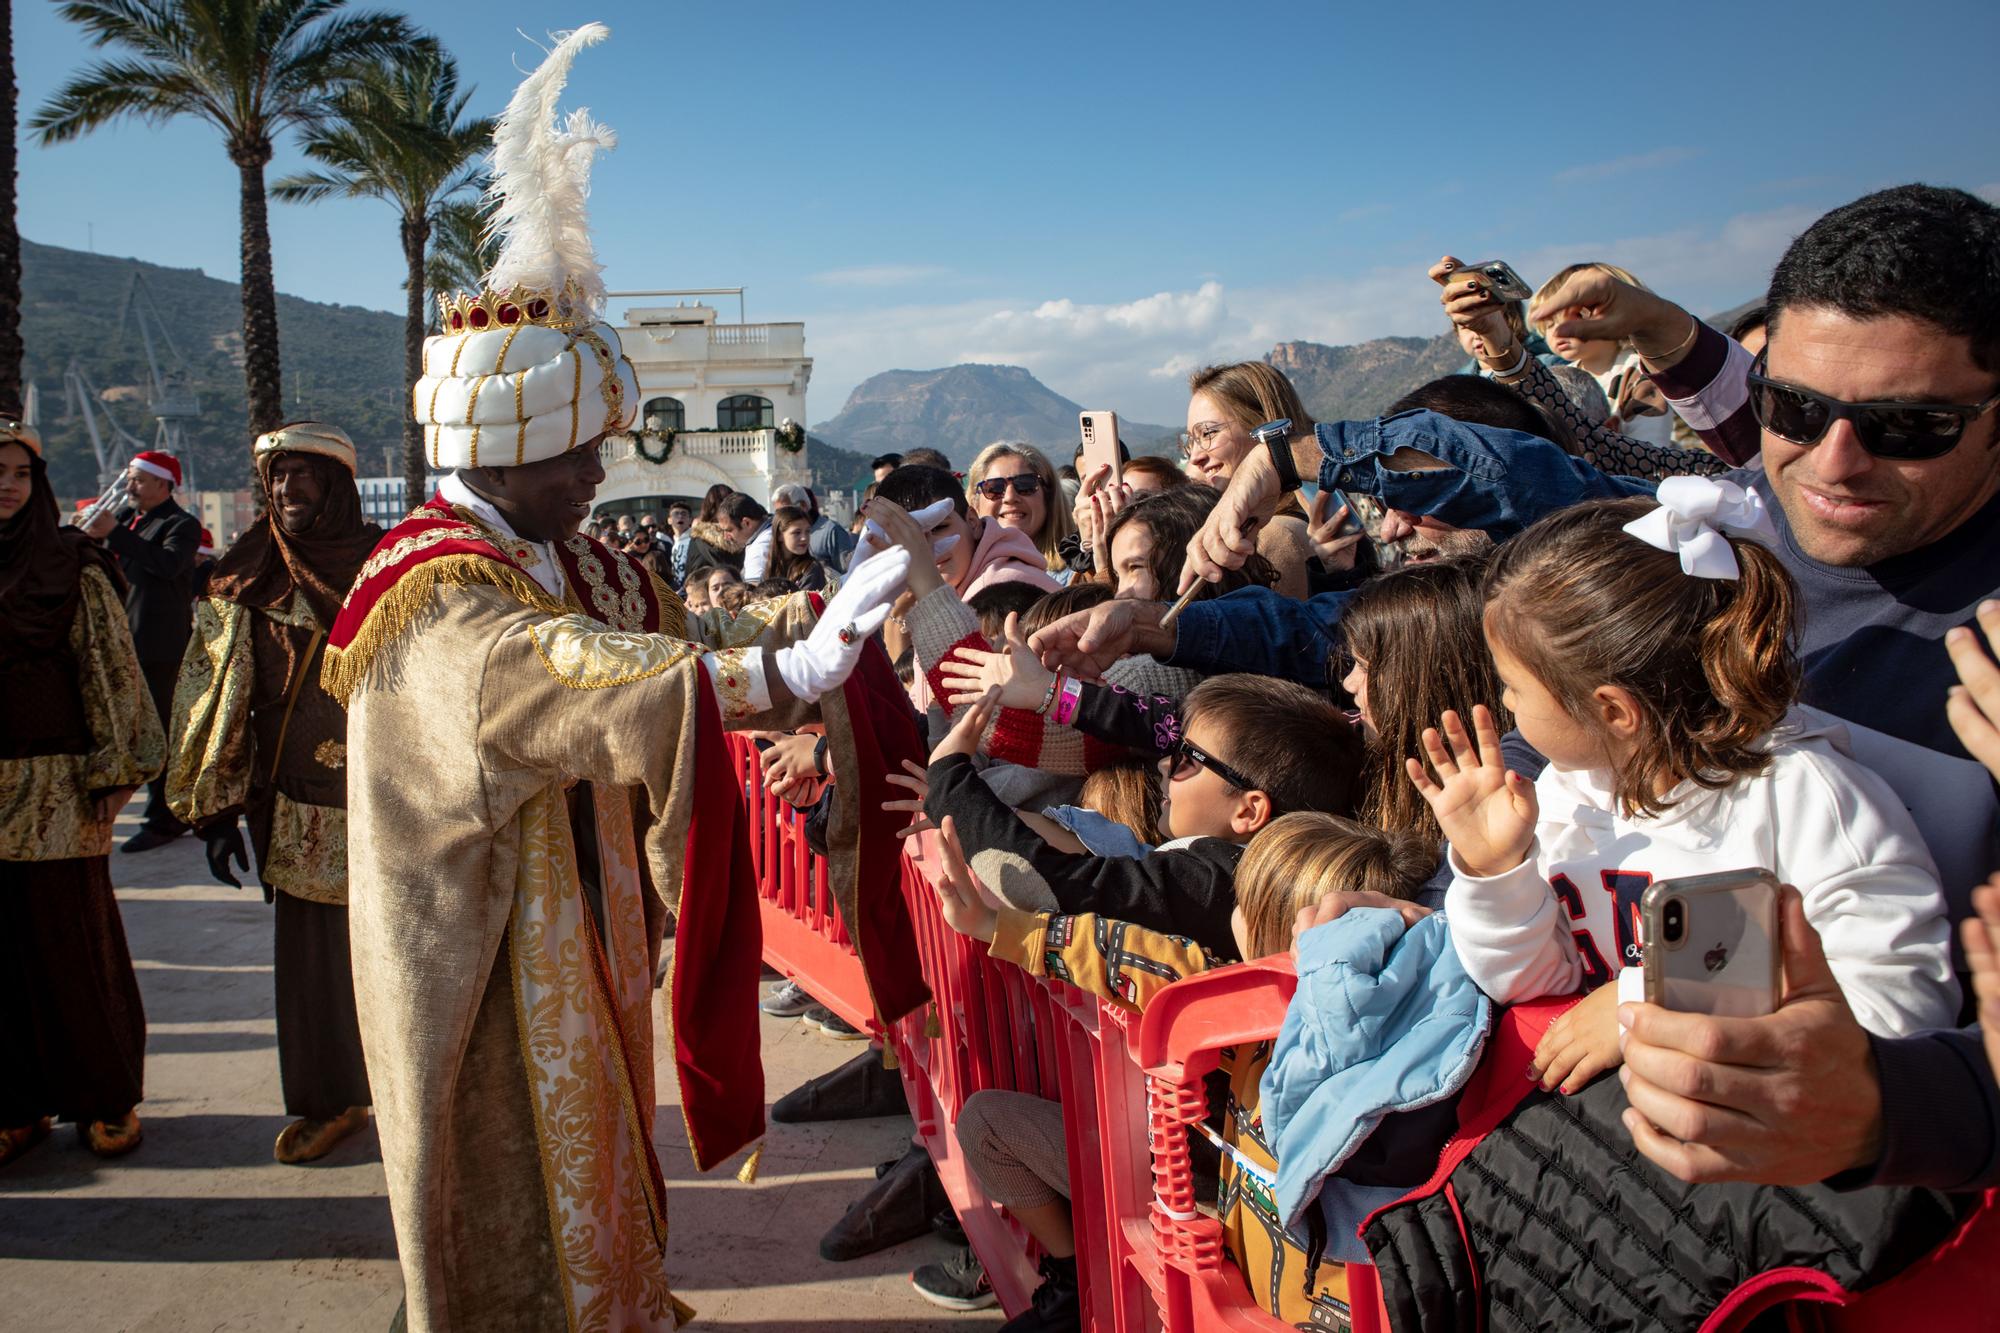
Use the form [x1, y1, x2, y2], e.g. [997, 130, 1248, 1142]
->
[1028, 597, 1174, 681]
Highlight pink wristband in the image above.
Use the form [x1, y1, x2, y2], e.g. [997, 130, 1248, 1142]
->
[1053, 676, 1084, 727]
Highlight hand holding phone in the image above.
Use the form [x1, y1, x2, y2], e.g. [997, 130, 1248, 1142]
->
[1079, 411, 1121, 488]
[1641, 870, 1781, 1018]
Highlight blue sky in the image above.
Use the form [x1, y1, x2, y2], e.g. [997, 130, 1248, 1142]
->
[17, 0, 2000, 424]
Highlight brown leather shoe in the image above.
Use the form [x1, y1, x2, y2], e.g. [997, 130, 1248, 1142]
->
[83, 1110, 143, 1158]
[273, 1106, 368, 1165]
[0, 1118, 51, 1168]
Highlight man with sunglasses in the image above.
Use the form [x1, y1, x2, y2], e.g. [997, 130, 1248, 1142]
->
[1181, 182, 2000, 1205]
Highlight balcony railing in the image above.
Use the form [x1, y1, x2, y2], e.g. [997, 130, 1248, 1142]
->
[623, 321, 806, 363]
[603, 428, 777, 467]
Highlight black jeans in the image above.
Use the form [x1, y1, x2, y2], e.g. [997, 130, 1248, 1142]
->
[138, 658, 188, 836]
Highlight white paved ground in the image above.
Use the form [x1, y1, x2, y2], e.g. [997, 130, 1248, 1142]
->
[0, 808, 1000, 1331]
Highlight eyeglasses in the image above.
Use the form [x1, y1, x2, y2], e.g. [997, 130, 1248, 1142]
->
[1168, 736, 1259, 792]
[1746, 352, 2000, 462]
[972, 474, 1042, 500]
[1178, 421, 1230, 461]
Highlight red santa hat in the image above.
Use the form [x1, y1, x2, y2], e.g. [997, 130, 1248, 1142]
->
[131, 450, 181, 487]
[199, 527, 217, 556]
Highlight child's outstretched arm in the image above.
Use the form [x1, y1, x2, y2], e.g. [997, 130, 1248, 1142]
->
[989, 905, 1211, 1017]
[1410, 705, 1582, 1004]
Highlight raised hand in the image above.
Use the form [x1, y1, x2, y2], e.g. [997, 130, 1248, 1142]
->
[1290, 890, 1432, 957]
[1028, 597, 1172, 682]
[1404, 705, 1537, 877]
[1178, 444, 1280, 594]
[932, 685, 1001, 763]
[1528, 264, 1700, 368]
[1431, 255, 1520, 366]
[1945, 598, 2000, 780]
[939, 611, 1053, 710]
[932, 815, 999, 942]
[1072, 463, 1114, 556]
[1305, 490, 1364, 573]
[882, 758, 935, 839]
[1959, 874, 2000, 1080]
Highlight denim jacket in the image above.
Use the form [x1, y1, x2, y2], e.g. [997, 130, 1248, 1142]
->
[1313, 409, 1655, 538]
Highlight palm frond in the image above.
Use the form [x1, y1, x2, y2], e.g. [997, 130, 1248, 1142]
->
[28, 56, 220, 140]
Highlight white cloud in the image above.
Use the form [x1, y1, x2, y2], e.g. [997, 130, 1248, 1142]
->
[1976, 182, 2000, 205]
[1553, 146, 1701, 184]
[810, 263, 953, 288]
[804, 206, 1813, 426]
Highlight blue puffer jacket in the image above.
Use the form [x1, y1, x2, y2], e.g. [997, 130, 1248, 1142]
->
[1259, 909, 1491, 1242]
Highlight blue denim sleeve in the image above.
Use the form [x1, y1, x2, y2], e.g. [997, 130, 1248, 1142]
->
[1315, 410, 1657, 539]
[1165, 585, 1352, 687]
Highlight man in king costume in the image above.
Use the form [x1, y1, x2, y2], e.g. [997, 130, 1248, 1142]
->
[167, 423, 381, 1164]
[323, 26, 929, 1331]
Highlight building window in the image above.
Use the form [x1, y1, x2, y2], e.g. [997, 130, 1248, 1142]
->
[642, 396, 685, 431]
[717, 394, 774, 431]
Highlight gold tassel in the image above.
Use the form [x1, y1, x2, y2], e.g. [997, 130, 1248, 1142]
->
[735, 1140, 764, 1185]
[880, 1041, 899, 1071]
[925, 1004, 942, 1039]
[320, 554, 565, 704]
[670, 1293, 698, 1327]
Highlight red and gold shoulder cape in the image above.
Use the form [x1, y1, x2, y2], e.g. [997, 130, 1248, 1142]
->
[321, 494, 682, 703]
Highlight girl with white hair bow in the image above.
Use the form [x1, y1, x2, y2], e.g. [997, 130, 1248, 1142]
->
[1407, 477, 1956, 1098]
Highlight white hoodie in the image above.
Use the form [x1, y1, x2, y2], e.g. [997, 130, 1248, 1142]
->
[1445, 710, 1959, 1037]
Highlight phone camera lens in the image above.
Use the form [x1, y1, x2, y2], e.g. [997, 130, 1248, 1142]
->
[1662, 898, 1686, 945]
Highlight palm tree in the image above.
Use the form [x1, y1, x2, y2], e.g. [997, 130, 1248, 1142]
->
[273, 48, 490, 505]
[422, 196, 495, 332]
[29, 0, 418, 439]
[0, 0, 23, 414]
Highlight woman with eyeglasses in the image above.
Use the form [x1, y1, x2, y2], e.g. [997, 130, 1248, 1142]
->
[1181, 364, 1315, 598]
[965, 443, 1075, 579]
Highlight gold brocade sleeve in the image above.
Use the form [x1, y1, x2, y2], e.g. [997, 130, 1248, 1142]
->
[77, 564, 166, 796]
[988, 909, 1212, 1017]
[167, 595, 257, 828]
[683, 594, 825, 732]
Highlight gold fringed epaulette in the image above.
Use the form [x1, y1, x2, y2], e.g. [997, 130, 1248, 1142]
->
[320, 553, 566, 705]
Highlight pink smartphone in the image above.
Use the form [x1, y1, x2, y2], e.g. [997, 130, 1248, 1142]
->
[1079, 411, 1121, 487]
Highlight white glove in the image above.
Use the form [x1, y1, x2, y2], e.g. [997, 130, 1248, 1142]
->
[849, 498, 959, 575]
[774, 546, 912, 702]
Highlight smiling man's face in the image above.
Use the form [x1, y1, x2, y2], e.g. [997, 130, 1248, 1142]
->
[267, 454, 328, 535]
[1761, 307, 2000, 566]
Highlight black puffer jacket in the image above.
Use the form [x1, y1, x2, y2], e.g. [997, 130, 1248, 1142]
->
[1360, 1063, 1967, 1333]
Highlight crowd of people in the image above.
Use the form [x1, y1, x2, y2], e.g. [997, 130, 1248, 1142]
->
[3, 35, 1998, 1329]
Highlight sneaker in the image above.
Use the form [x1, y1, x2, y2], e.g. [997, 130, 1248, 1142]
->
[999, 1253, 1080, 1333]
[931, 1206, 968, 1247]
[760, 979, 816, 1017]
[911, 1244, 997, 1311]
[804, 1005, 866, 1039]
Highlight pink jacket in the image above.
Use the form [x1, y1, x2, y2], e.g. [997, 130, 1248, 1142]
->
[957, 518, 1061, 600]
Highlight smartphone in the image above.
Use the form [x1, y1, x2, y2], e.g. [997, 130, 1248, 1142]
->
[1454, 260, 1533, 304]
[1079, 410, 1121, 487]
[1640, 869, 1781, 1018]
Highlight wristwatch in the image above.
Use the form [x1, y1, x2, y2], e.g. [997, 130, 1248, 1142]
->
[1253, 418, 1301, 492]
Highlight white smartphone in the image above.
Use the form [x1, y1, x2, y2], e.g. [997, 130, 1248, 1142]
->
[1640, 869, 1781, 1018]
[1079, 411, 1121, 487]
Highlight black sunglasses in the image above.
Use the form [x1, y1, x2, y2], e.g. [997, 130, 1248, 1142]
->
[973, 474, 1043, 500]
[1168, 736, 1259, 793]
[1746, 352, 2000, 461]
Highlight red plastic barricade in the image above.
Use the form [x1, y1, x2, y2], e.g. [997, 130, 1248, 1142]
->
[734, 734, 1375, 1330]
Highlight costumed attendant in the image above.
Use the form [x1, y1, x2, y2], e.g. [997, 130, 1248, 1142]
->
[167, 423, 381, 1164]
[0, 420, 162, 1166]
[327, 26, 923, 1330]
[81, 448, 200, 853]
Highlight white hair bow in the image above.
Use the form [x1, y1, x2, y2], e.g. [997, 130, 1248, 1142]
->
[1620, 475, 1775, 580]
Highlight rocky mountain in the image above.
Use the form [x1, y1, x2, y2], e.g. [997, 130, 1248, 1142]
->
[1265, 333, 1469, 424]
[19, 238, 406, 497]
[810, 364, 1176, 471]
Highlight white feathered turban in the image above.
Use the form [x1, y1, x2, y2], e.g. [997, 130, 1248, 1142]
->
[416, 23, 639, 470]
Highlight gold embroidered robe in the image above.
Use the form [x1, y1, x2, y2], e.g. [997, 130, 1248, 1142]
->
[167, 590, 349, 902]
[0, 565, 164, 862]
[342, 561, 814, 1333]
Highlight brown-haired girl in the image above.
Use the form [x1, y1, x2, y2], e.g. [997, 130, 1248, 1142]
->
[766, 506, 831, 591]
[1410, 482, 1955, 1096]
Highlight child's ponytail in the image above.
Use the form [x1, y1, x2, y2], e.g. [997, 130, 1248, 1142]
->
[1693, 537, 1800, 756]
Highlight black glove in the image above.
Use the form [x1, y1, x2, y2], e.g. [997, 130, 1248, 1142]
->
[204, 822, 250, 889]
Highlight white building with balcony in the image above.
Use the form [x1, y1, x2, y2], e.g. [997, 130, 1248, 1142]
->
[591, 290, 814, 520]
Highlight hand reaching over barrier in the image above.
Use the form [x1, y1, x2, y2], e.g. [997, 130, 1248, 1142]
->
[771, 545, 910, 702]
[939, 611, 1052, 710]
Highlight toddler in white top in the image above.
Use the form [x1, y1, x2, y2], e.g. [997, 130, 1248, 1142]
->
[1410, 480, 1958, 1095]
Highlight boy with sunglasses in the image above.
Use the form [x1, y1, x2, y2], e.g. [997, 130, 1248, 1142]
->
[917, 675, 1364, 958]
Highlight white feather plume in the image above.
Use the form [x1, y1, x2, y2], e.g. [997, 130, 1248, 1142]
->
[481, 23, 616, 314]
